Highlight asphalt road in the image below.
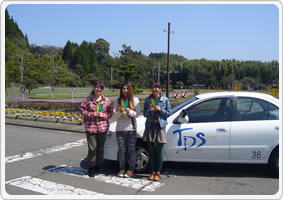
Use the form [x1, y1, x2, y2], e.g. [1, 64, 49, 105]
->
[4, 124, 279, 197]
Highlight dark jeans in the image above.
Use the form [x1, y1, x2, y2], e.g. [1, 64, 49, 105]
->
[86, 131, 107, 169]
[148, 142, 164, 172]
[116, 131, 137, 171]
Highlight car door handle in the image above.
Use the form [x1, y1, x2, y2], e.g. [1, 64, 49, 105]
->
[216, 128, 227, 132]
[275, 126, 279, 130]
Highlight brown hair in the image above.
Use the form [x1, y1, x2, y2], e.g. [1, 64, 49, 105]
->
[119, 83, 134, 110]
[150, 81, 161, 89]
[91, 80, 104, 96]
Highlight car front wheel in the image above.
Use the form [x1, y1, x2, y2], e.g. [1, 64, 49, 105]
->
[118, 142, 150, 173]
[135, 143, 150, 172]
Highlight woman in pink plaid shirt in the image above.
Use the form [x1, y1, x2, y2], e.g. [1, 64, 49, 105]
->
[80, 80, 113, 177]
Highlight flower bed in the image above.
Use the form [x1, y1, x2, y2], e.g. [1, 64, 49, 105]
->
[5, 101, 81, 112]
[5, 107, 83, 125]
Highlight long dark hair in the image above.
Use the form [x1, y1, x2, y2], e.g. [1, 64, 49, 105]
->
[91, 80, 104, 96]
[118, 83, 134, 110]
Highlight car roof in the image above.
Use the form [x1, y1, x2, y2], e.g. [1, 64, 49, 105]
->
[195, 91, 279, 103]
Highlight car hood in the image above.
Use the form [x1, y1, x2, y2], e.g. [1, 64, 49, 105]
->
[109, 116, 146, 138]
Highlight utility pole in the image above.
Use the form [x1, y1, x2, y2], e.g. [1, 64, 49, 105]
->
[164, 22, 174, 98]
[111, 67, 113, 85]
[51, 54, 55, 96]
[19, 55, 24, 101]
[158, 62, 160, 82]
[111, 67, 114, 92]
[20, 55, 24, 83]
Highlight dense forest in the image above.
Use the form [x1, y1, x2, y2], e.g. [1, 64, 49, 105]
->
[5, 9, 279, 93]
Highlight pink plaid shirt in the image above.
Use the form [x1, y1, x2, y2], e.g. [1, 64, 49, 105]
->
[80, 95, 113, 133]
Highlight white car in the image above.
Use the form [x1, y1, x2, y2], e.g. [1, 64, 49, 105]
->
[104, 92, 279, 176]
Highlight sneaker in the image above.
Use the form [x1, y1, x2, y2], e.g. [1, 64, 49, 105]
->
[117, 170, 125, 177]
[124, 170, 134, 178]
[88, 168, 95, 177]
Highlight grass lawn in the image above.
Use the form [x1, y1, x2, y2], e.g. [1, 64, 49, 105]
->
[6, 87, 272, 100]
[5, 87, 274, 113]
[28, 92, 119, 99]
[6, 87, 110, 95]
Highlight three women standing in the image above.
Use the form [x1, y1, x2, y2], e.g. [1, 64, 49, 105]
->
[113, 83, 140, 178]
[80, 80, 113, 177]
[143, 81, 171, 181]
[81, 80, 170, 182]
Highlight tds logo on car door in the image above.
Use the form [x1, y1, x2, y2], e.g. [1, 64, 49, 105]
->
[165, 97, 232, 161]
[172, 128, 206, 153]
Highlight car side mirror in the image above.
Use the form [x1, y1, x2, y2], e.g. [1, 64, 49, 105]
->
[173, 109, 189, 124]
[178, 115, 189, 123]
[181, 109, 187, 117]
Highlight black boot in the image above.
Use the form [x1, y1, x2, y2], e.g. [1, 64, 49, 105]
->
[88, 168, 95, 177]
[94, 166, 101, 174]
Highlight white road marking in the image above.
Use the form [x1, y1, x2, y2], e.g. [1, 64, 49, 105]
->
[48, 165, 164, 192]
[5, 139, 87, 164]
[6, 176, 105, 195]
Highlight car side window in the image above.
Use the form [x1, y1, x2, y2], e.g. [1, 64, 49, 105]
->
[186, 98, 232, 123]
[269, 103, 279, 120]
[235, 97, 268, 121]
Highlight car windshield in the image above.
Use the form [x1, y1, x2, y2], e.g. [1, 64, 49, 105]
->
[170, 96, 199, 116]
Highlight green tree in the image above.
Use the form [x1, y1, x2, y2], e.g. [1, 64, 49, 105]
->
[62, 40, 77, 71]
[5, 9, 29, 51]
[24, 78, 39, 95]
[94, 38, 110, 64]
[175, 81, 184, 89]
[115, 63, 140, 84]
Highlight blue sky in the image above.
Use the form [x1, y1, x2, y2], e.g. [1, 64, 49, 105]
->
[6, 3, 279, 61]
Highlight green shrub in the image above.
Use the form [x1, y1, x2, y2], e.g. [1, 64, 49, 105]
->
[133, 88, 143, 94]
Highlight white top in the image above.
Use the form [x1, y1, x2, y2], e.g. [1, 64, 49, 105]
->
[113, 97, 140, 132]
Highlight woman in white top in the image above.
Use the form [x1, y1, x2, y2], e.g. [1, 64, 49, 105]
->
[113, 83, 140, 178]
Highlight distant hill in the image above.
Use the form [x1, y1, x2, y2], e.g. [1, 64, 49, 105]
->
[149, 52, 189, 63]
[5, 9, 278, 90]
[5, 9, 29, 51]
[5, 9, 62, 57]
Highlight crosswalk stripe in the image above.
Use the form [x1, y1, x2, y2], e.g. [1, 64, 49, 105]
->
[48, 165, 164, 192]
[6, 176, 105, 195]
[5, 139, 86, 164]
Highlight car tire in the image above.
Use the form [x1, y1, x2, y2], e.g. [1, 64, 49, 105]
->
[135, 142, 150, 173]
[269, 148, 279, 178]
[116, 142, 150, 173]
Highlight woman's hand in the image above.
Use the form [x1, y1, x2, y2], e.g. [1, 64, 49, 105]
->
[125, 108, 131, 114]
[155, 105, 161, 111]
[94, 112, 101, 117]
[97, 112, 103, 117]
